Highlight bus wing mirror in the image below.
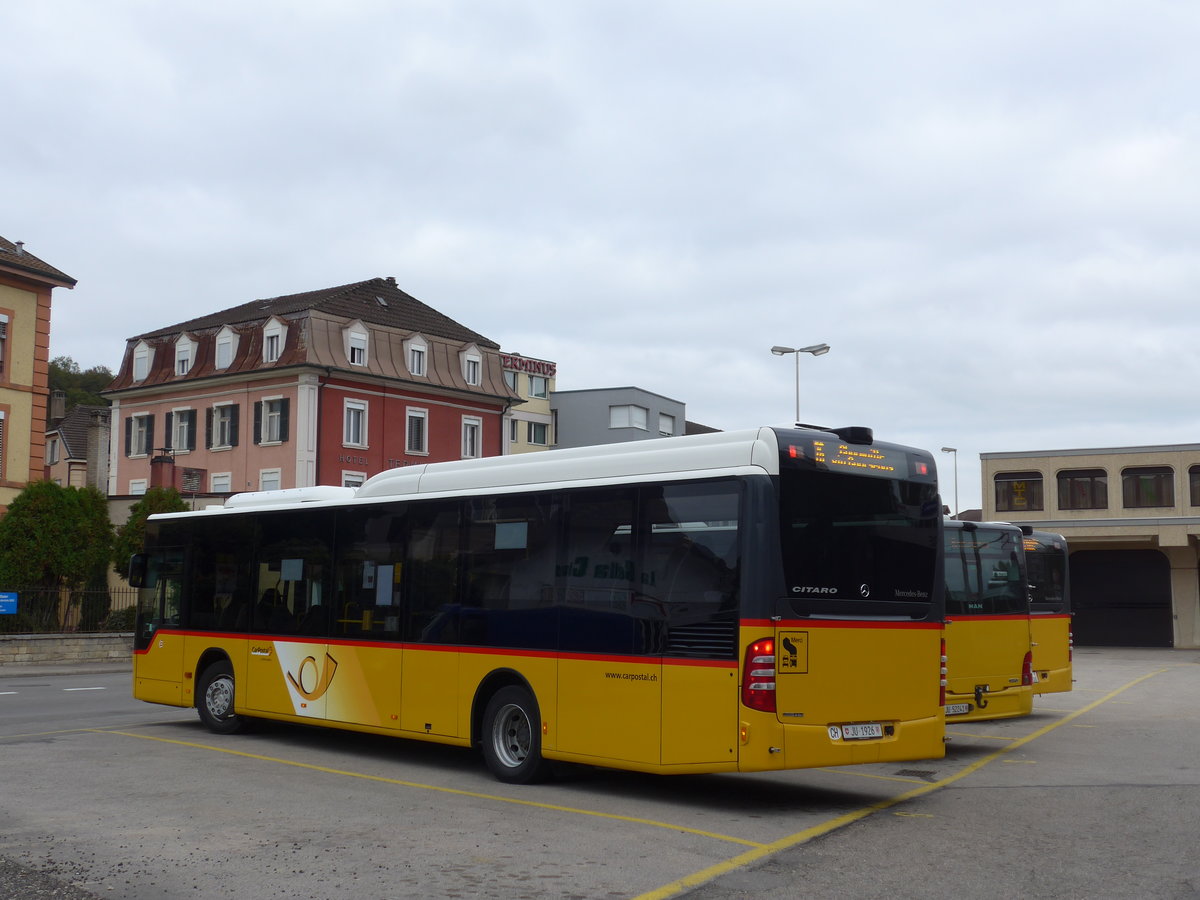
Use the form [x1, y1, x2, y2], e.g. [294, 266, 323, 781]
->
[128, 553, 148, 588]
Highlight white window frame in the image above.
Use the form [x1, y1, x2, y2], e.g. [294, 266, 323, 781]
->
[170, 407, 195, 453]
[263, 318, 285, 363]
[259, 468, 282, 492]
[528, 421, 549, 446]
[215, 326, 237, 370]
[462, 416, 482, 459]
[405, 335, 427, 377]
[346, 324, 369, 367]
[507, 418, 519, 444]
[658, 413, 676, 436]
[405, 407, 428, 455]
[129, 478, 148, 496]
[461, 346, 482, 386]
[342, 471, 367, 489]
[132, 342, 152, 382]
[344, 399, 368, 448]
[130, 413, 152, 457]
[528, 375, 548, 399]
[609, 404, 648, 430]
[47, 436, 60, 465]
[260, 396, 285, 445]
[210, 472, 232, 493]
[175, 336, 195, 376]
[212, 403, 236, 449]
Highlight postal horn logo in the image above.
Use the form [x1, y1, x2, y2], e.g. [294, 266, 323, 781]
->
[286, 652, 339, 701]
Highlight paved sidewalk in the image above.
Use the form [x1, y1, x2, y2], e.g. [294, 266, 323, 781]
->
[0, 661, 130, 678]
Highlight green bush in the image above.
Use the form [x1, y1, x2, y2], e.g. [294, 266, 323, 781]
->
[100, 606, 137, 632]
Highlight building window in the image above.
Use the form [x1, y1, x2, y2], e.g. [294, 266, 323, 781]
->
[0, 314, 9, 378]
[1190, 466, 1200, 506]
[260, 469, 282, 492]
[462, 416, 482, 458]
[504, 371, 518, 391]
[126, 413, 154, 457]
[175, 336, 195, 376]
[132, 343, 152, 381]
[405, 336, 427, 377]
[610, 405, 648, 430]
[165, 409, 197, 452]
[0, 411, 5, 479]
[342, 471, 366, 489]
[347, 328, 368, 366]
[344, 400, 368, 447]
[658, 413, 676, 436]
[129, 478, 148, 496]
[507, 418, 519, 444]
[263, 320, 285, 363]
[528, 375, 548, 399]
[208, 404, 239, 449]
[995, 471, 1044, 512]
[47, 436, 60, 465]
[210, 472, 232, 493]
[215, 328, 236, 370]
[406, 408, 428, 454]
[1057, 468, 1108, 510]
[255, 398, 289, 444]
[528, 421, 548, 446]
[464, 357, 481, 386]
[1122, 466, 1174, 509]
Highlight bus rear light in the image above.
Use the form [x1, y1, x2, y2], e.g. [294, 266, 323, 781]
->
[1021, 650, 1033, 686]
[939, 638, 947, 707]
[742, 638, 776, 713]
[1068, 630, 1074, 662]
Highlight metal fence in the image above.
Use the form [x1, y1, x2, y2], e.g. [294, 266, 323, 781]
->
[0, 586, 138, 634]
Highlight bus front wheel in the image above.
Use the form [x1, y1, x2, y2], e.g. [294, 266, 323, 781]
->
[197, 660, 246, 735]
[481, 685, 550, 784]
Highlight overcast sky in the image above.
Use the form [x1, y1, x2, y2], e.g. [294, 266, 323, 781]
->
[5, 1, 1199, 511]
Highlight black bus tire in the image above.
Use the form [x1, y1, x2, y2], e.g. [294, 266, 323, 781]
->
[196, 660, 246, 735]
[481, 685, 551, 784]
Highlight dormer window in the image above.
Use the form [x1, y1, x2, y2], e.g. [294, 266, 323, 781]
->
[175, 335, 196, 376]
[263, 318, 285, 364]
[215, 326, 238, 370]
[132, 342, 153, 382]
[461, 346, 482, 386]
[345, 323, 369, 367]
[405, 335, 427, 377]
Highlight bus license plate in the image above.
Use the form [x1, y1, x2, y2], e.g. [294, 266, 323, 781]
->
[841, 723, 883, 740]
[945, 703, 972, 716]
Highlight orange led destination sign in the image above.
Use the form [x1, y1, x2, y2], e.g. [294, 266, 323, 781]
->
[812, 440, 898, 474]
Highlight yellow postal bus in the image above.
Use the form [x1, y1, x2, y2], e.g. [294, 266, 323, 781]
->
[131, 425, 946, 783]
[942, 520, 1033, 722]
[1025, 530, 1072, 694]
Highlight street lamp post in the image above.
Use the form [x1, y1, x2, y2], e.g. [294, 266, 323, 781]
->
[770, 343, 830, 424]
[941, 447, 958, 518]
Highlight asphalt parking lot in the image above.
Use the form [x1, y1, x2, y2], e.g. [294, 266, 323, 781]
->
[1, 646, 1197, 899]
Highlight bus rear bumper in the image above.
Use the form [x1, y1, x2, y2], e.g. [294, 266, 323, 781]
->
[945, 685, 1033, 722]
[737, 713, 945, 771]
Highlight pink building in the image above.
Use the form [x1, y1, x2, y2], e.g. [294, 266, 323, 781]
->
[104, 277, 517, 497]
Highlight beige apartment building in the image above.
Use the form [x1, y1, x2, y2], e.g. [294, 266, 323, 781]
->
[981, 444, 1200, 649]
[501, 353, 555, 454]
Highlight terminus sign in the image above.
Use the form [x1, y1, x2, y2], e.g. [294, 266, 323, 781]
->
[500, 354, 557, 377]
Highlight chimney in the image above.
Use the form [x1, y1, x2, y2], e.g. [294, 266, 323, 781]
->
[50, 390, 66, 424]
[150, 454, 176, 489]
[14, 241, 24, 256]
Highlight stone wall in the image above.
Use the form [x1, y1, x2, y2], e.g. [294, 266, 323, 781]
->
[0, 633, 132, 668]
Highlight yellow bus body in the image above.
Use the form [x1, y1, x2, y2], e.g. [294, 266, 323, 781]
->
[134, 618, 945, 775]
[943, 616, 1032, 722]
[1030, 613, 1073, 694]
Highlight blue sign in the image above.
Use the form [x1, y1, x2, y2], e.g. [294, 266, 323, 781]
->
[0, 592, 16, 615]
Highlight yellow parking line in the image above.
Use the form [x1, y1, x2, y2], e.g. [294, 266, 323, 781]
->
[93, 729, 764, 849]
[635, 667, 1168, 900]
[945, 730, 1019, 741]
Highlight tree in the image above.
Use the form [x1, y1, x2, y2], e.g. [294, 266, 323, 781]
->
[0, 481, 114, 629]
[111, 487, 189, 579]
[48, 355, 114, 421]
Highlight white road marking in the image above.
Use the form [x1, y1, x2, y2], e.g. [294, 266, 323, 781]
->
[63, 687, 107, 692]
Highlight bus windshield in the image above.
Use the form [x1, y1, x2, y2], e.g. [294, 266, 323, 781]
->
[777, 453, 941, 619]
[945, 525, 1027, 615]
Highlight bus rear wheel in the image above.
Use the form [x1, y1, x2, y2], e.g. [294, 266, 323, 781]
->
[482, 685, 550, 784]
[197, 660, 246, 735]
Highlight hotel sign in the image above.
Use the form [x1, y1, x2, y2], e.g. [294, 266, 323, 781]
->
[500, 354, 557, 377]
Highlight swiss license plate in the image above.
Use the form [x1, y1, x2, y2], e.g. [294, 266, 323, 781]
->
[945, 703, 972, 716]
[841, 723, 884, 740]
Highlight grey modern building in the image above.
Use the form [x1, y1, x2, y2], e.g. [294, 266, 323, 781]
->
[550, 387, 685, 449]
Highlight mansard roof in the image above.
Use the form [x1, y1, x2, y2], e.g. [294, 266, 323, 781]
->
[132, 276, 497, 348]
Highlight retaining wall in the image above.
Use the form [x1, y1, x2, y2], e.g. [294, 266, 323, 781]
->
[0, 633, 132, 668]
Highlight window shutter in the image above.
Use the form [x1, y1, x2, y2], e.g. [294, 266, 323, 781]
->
[230, 404, 240, 447]
[164, 412, 174, 450]
[253, 401, 262, 445]
[280, 398, 290, 442]
[146, 416, 155, 455]
[186, 410, 197, 451]
[125, 417, 133, 457]
[205, 408, 214, 449]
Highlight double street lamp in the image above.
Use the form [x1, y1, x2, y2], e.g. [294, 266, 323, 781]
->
[770, 343, 831, 424]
